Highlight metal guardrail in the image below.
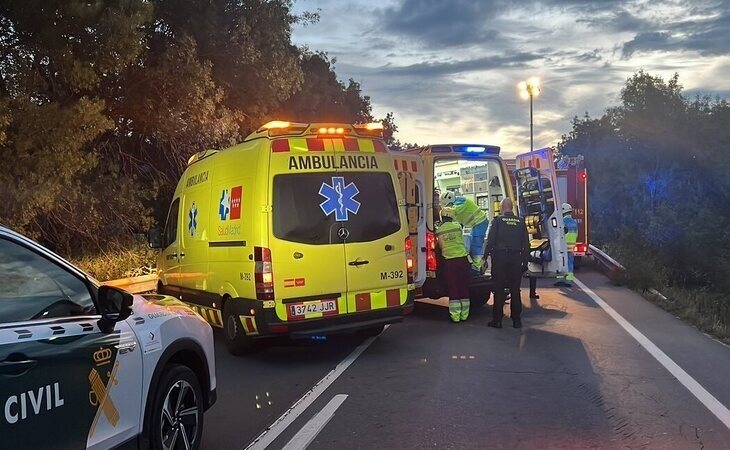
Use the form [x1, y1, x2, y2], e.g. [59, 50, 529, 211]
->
[103, 274, 158, 294]
[588, 244, 626, 283]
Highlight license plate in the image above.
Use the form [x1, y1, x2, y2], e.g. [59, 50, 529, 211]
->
[289, 300, 337, 317]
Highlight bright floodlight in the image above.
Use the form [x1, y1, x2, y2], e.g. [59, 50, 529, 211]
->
[518, 78, 541, 99]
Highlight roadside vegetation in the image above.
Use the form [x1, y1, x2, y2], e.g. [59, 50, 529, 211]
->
[559, 72, 730, 343]
[0, 0, 401, 272]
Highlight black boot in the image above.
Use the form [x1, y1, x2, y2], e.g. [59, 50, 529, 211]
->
[487, 320, 502, 329]
[513, 318, 522, 328]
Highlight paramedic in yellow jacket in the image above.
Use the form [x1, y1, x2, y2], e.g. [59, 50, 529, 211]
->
[440, 191, 488, 271]
[436, 209, 471, 322]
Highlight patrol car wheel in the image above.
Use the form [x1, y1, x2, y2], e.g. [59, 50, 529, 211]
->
[223, 301, 258, 355]
[149, 365, 203, 450]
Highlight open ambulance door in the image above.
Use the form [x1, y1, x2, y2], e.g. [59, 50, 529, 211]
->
[393, 154, 427, 288]
[514, 148, 569, 278]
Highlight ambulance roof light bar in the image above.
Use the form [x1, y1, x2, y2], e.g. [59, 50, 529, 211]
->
[352, 122, 384, 138]
[256, 120, 310, 137]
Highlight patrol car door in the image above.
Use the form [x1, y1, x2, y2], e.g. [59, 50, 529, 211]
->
[393, 154, 427, 288]
[159, 198, 182, 293]
[514, 148, 568, 276]
[0, 235, 143, 450]
[269, 138, 348, 322]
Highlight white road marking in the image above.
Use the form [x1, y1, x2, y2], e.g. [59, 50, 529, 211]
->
[282, 394, 348, 450]
[574, 277, 730, 430]
[244, 327, 387, 450]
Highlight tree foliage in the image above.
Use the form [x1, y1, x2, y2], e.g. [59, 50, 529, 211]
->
[0, 0, 395, 255]
[558, 71, 730, 291]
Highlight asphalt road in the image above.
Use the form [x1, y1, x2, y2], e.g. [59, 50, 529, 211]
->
[201, 268, 730, 450]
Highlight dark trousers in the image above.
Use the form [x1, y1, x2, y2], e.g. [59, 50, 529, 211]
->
[444, 256, 470, 300]
[492, 253, 523, 322]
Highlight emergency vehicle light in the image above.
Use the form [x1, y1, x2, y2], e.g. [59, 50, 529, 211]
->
[315, 127, 347, 135]
[259, 120, 291, 130]
[352, 122, 384, 138]
[256, 121, 309, 137]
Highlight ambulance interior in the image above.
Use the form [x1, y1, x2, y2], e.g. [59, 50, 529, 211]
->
[434, 158, 508, 224]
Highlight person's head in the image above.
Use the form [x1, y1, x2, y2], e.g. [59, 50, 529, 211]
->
[501, 198, 513, 214]
[562, 202, 573, 216]
[440, 191, 455, 207]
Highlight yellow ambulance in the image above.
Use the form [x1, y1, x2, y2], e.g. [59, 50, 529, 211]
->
[150, 122, 415, 354]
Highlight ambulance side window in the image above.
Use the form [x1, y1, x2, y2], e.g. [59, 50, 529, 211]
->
[163, 198, 180, 248]
[0, 238, 95, 324]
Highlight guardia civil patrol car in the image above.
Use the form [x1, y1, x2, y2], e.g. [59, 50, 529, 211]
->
[0, 226, 216, 450]
[151, 121, 415, 355]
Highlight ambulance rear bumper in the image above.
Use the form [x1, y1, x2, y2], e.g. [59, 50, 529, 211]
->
[289, 315, 404, 338]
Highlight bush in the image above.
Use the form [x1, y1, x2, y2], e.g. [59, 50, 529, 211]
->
[71, 242, 157, 282]
[652, 287, 730, 344]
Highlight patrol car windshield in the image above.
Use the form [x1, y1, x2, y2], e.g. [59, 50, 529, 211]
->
[273, 172, 401, 244]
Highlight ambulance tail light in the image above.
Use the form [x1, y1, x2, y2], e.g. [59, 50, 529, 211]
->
[405, 236, 415, 283]
[254, 246, 274, 300]
[426, 231, 438, 273]
[574, 243, 588, 254]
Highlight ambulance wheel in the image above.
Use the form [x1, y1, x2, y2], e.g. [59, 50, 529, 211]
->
[357, 324, 385, 338]
[223, 301, 259, 355]
[149, 364, 204, 450]
[469, 287, 490, 309]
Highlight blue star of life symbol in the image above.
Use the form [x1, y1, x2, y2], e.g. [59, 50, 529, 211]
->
[319, 176, 361, 222]
[219, 189, 230, 220]
[188, 202, 198, 236]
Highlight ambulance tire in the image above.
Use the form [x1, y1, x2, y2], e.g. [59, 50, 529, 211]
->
[148, 364, 204, 450]
[574, 256, 582, 270]
[223, 300, 259, 355]
[469, 287, 490, 310]
[357, 324, 385, 338]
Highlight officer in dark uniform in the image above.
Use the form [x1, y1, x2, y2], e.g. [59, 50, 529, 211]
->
[483, 198, 530, 328]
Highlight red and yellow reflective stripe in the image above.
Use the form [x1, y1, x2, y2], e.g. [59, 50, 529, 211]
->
[347, 288, 409, 312]
[271, 137, 387, 153]
[393, 158, 419, 173]
[240, 315, 259, 336]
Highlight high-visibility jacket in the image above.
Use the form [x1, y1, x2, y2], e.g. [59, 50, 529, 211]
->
[436, 221, 469, 260]
[564, 214, 578, 247]
[446, 197, 487, 228]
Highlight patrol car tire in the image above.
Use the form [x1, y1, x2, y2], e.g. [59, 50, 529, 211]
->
[148, 364, 204, 450]
[223, 300, 259, 355]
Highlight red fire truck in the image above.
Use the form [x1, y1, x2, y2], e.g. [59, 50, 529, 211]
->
[505, 154, 589, 265]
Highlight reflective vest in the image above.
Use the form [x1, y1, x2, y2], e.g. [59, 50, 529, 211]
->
[436, 221, 468, 260]
[452, 197, 487, 228]
[564, 214, 578, 247]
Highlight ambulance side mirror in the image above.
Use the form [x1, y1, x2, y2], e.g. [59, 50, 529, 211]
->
[148, 227, 163, 249]
[97, 286, 134, 333]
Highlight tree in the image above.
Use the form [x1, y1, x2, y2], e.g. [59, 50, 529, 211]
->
[0, 0, 153, 252]
[558, 71, 730, 291]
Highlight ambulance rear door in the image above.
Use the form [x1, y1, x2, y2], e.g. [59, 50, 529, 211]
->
[393, 154, 427, 288]
[515, 148, 568, 276]
[339, 144, 411, 313]
[268, 138, 348, 323]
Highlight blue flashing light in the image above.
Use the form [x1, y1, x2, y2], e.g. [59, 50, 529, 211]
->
[461, 146, 486, 153]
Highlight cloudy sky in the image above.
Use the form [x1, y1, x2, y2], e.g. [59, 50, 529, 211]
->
[291, 0, 730, 156]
